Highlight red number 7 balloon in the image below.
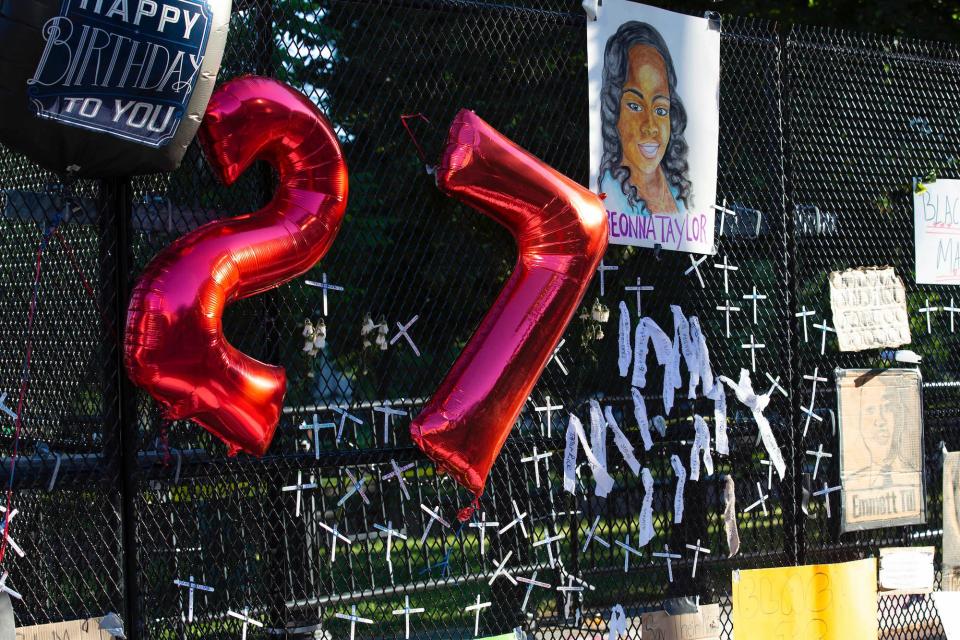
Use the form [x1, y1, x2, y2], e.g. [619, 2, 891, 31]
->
[124, 76, 348, 456]
[410, 109, 608, 506]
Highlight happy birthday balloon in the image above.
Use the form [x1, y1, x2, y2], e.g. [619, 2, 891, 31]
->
[0, 0, 231, 177]
[410, 109, 608, 504]
[124, 76, 348, 456]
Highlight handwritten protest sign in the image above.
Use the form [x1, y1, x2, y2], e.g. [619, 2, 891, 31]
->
[915, 179, 960, 284]
[732, 558, 877, 640]
[17, 618, 111, 640]
[643, 604, 721, 640]
[828, 267, 910, 352]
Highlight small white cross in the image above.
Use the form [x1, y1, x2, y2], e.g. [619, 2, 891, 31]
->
[281, 471, 317, 517]
[581, 514, 610, 552]
[804, 367, 828, 402]
[550, 339, 569, 375]
[520, 447, 552, 488]
[0, 509, 23, 558]
[685, 255, 708, 288]
[392, 595, 425, 640]
[299, 414, 335, 459]
[489, 550, 518, 586]
[713, 256, 739, 294]
[741, 334, 765, 371]
[712, 199, 737, 236]
[806, 444, 833, 479]
[812, 319, 836, 355]
[744, 481, 770, 516]
[227, 608, 263, 640]
[742, 286, 767, 324]
[534, 396, 563, 437]
[390, 315, 421, 356]
[685, 539, 711, 578]
[419, 504, 450, 544]
[0, 572, 21, 600]
[795, 307, 816, 342]
[534, 533, 563, 568]
[945, 298, 960, 333]
[374, 404, 409, 445]
[337, 469, 370, 507]
[173, 576, 214, 623]
[383, 459, 414, 501]
[465, 595, 492, 638]
[373, 521, 407, 575]
[335, 604, 374, 640]
[331, 407, 364, 443]
[765, 373, 788, 398]
[814, 483, 841, 518]
[652, 545, 682, 583]
[716, 301, 741, 338]
[596, 260, 618, 297]
[519, 571, 551, 613]
[318, 520, 352, 562]
[615, 535, 643, 573]
[468, 512, 500, 556]
[760, 458, 774, 490]
[624, 278, 655, 316]
[304, 273, 343, 316]
[918, 299, 940, 334]
[0, 392, 16, 420]
[498, 500, 529, 538]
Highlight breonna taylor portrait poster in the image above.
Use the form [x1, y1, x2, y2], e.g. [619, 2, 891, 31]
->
[587, 0, 720, 254]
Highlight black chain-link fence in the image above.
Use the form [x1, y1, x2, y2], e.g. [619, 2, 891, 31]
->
[0, 1, 957, 638]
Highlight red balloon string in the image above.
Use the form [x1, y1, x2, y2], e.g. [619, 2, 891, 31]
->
[400, 113, 431, 164]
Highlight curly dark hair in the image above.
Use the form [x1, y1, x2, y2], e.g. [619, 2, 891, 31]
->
[598, 21, 692, 213]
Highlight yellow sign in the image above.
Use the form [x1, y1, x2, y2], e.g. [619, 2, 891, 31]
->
[732, 558, 877, 640]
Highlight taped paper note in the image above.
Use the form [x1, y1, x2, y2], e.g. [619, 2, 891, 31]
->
[639, 468, 655, 547]
[564, 414, 614, 497]
[933, 592, 960, 639]
[723, 475, 740, 557]
[721, 369, 785, 480]
[652, 415, 667, 438]
[828, 267, 910, 352]
[589, 400, 608, 474]
[671, 455, 686, 524]
[618, 302, 632, 377]
[708, 382, 728, 455]
[632, 317, 672, 389]
[632, 388, 654, 451]
[642, 604, 721, 640]
[945, 451, 960, 590]
[608, 604, 627, 640]
[690, 316, 715, 396]
[690, 415, 713, 481]
[605, 405, 641, 476]
[878, 547, 934, 594]
[732, 558, 878, 640]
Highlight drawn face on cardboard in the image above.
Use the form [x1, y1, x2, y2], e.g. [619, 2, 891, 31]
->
[617, 44, 671, 179]
[862, 390, 898, 467]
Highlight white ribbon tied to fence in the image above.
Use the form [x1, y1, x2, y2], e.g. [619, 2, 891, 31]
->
[720, 368, 786, 480]
[564, 413, 614, 497]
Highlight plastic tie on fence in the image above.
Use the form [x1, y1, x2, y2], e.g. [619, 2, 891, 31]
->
[99, 612, 126, 638]
[704, 11, 722, 31]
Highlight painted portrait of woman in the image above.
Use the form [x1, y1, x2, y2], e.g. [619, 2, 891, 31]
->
[598, 21, 692, 216]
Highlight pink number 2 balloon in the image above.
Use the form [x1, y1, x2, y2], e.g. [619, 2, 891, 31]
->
[124, 76, 348, 456]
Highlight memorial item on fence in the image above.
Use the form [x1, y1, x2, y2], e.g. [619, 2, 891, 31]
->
[914, 178, 960, 285]
[125, 76, 347, 456]
[943, 451, 960, 590]
[837, 368, 925, 533]
[878, 546, 934, 594]
[0, 0, 231, 177]
[410, 109, 607, 507]
[732, 558, 878, 640]
[828, 267, 910, 352]
[642, 603, 721, 640]
[587, 0, 720, 254]
[16, 618, 113, 640]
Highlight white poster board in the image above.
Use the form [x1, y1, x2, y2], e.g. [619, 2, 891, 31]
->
[914, 178, 960, 285]
[587, 0, 720, 254]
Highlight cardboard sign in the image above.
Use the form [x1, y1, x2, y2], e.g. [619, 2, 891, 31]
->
[732, 559, 878, 640]
[16, 618, 111, 640]
[642, 604, 721, 640]
[837, 368, 925, 533]
[914, 178, 960, 285]
[878, 546, 934, 593]
[944, 452, 960, 590]
[828, 267, 910, 352]
[28, 0, 213, 147]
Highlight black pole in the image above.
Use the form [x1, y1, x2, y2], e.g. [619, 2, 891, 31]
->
[99, 176, 142, 638]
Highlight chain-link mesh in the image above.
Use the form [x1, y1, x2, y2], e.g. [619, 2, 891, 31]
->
[0, 0, 958, 638]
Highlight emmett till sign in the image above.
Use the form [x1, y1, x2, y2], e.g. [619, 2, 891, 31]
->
[837, 368, 925, 533]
